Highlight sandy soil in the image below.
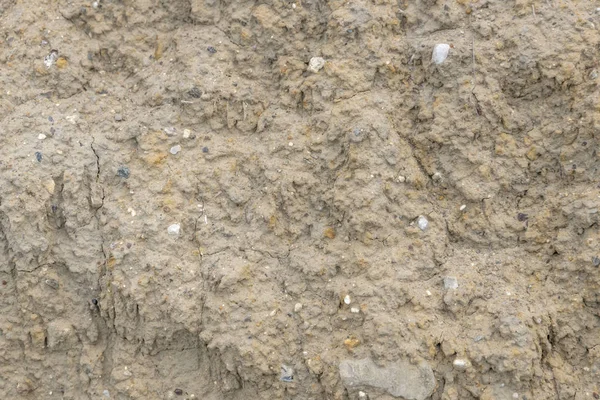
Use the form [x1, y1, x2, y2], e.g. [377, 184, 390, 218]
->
[1, 0, 600, 399]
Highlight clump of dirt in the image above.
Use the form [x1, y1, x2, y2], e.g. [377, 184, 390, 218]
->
[1, 0, 600, 399]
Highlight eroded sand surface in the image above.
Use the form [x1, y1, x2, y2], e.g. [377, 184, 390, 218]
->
[1, 0, 600, 399]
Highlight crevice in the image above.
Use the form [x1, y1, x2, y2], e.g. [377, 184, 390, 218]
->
[90, 138, 101, 182]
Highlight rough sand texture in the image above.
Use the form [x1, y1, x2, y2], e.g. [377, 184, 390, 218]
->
[1, 0, 600, 399]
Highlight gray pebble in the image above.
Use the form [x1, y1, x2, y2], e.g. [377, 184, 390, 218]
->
[117, 166, 130, 178]
[44, 278, 59, 289]
[280, 365, 294, 382]
[114, 114, 123, 121]
[443, 276, 458, 290]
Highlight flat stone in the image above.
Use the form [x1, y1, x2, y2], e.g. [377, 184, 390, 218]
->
[443, 276, 458, 290]
[339, 358, 435, 400]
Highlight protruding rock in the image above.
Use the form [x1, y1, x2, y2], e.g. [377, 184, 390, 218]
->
[339, 358, 435, 400]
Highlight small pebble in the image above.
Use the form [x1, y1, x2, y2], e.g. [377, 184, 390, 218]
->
[183, 129, 191, 139]
[308, 57, 325, 73]
[202, 146, 209, 153]
[188, 87, 201, 98]
[35, 152, 42, 162]
[44, 279, 59, 289]
[459, 204, 467, 211]
[38, 134, 47, 140]
[344, 295, 351, 305]
[443, 276, 458, 290]
[294, 303, 303, 312]
[117, 166, 130, 179]
[431, 44, 450, 65]
[358, 392, 367, 399]
[44, 49, 59, 67]
[114, 114, 123, 121]
[453, 358, 470, 369]
[168, 224, 181, 236]
[350, 307, 360, 313]
[517, 213, 528, 221]
[102, 390, 110, 398]
[512, 393, 519, 399]
[48, 116, 54, 123]
[592, 256, 600, 267]
[207, 46, 217, 54]
[170, 145, 181, 155]
[164, 127, 177, 136]
[417, 215, 429, 231]
[397, 175, 406, 183]
[280, 365, 294, 382]
[174, 389, 183, 395]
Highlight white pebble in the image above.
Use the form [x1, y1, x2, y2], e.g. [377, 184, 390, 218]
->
[183, 129, 191, 139]
[432, 43, 450, 65]
[163, 127, 177, 136]
[308, 57, 325, 73]
[344, 295, 351, 305]
[397, 175, 406, 183]
[453, 358, 470, 369]
[358, 392, 367, 399]
[459, 204, 467, 211]
[512, 393, 519, 399]
[350, 307, 360, 313]
[426, 290, 432, 296]
[170, 145, 181, 155]
[38, 134, 46, 140]
[294, 303, 303, 312]
[417, 215, 428, 231]
[167, 224, 181, 236]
